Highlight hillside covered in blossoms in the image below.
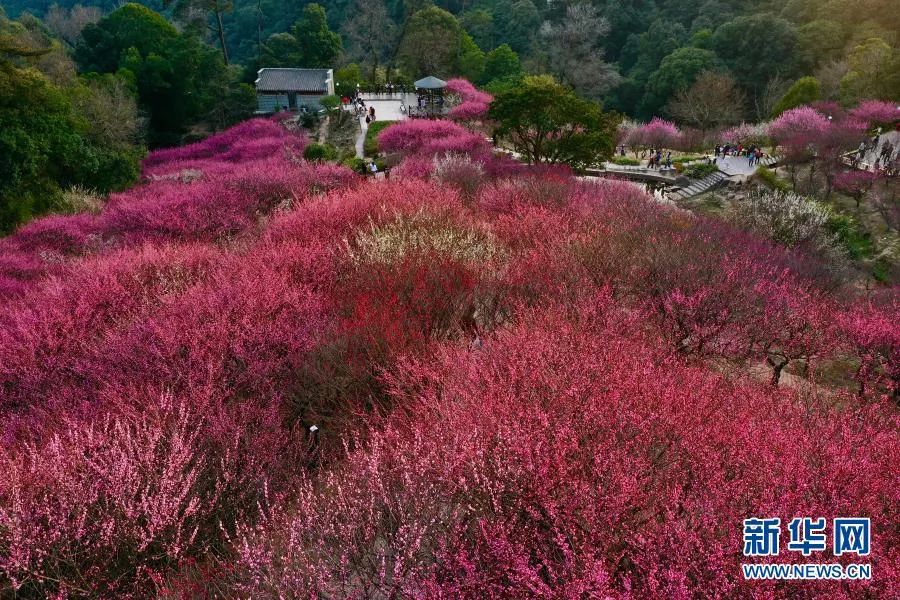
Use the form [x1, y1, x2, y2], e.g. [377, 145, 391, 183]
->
[0, 113, 898, 598]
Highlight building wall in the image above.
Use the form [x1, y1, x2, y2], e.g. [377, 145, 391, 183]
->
[257, 93, 289, 113]
[256, 93, 330, 114]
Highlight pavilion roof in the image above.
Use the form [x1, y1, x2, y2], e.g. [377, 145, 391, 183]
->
[414, 76, 447, 90]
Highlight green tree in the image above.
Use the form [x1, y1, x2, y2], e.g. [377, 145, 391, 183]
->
[627, 18, 687, 85]
[75, 4, 179, 74]
[796, 20, 847, 70]
[1, 13, 142, 231]
[0, 62, 76, 230]
[460, 9, 494, 51]
[640, 47, 721, 119]
[165, 0, 234, 64]
[457, 31, 485, 82]
[260, 31, 303, 67]
[479, 43, 521, 86]
[489, 74, 618, 170]
[771, 76, 820, 117]
[292, 3, 342, 68]
[76, 3, 231, 146]
[711, 15, 800, 115]
[840, 37, 900, 104]
[494, 0, 539, 56]
[396, 6, 460, 77]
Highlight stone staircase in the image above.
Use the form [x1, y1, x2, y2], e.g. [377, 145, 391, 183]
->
[667, 170, 727, 201]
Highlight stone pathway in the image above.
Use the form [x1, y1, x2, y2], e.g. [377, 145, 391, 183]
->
[852, 130, 899, 171]
[668, 171, 728, 201]
[716, 154, 777, 177]
[349, 98, 410, 159]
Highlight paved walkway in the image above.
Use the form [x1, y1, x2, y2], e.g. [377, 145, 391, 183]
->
[853, 130, 899, 171]
[349, 99, 410, 158]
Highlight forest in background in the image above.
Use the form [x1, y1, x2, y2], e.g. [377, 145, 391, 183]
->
[2, 0, 899, 232]
[4, 0, 899, 119]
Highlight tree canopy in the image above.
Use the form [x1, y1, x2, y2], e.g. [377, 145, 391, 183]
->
[76, 3, 238, 146]
[489, 74, 618, 170]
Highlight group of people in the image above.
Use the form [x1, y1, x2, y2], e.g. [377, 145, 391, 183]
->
[341, 95, 377, 123]
[355, 84, 407, 97]
[647, 149, 673, 169]
[714, 144, 765, 166]
[853, 135, 898, 175]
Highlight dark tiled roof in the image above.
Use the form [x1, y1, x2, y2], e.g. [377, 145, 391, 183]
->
[256, 68, 330, 93]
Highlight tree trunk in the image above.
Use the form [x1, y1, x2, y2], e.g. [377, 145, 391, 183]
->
[767, 354, 788, 386]
[256, 0, 262, 65]
[215, 4, 229, 65]
[372, 47, 379, 86]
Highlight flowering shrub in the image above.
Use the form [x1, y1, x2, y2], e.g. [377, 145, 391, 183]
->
[849, 100, 900, 127]
[839, 297, 900, 400]
[766, 106, 830, 146]
[431, 152, 487, 198]
[446, 78, 492, 122]
[143, 118, 302, 169]
[627, 117, 682, 153]
[720, 122, 769, 147]
[390, 155, 436, 180]
[727, 189, 835, 250]
[377, 119, 492, 160]
[0, 391, 293, 598]
[233, 302, 899, 598]
[0, 117, 896, 597]
[834, 170, 878, 206]
[445, 78, 493, 105]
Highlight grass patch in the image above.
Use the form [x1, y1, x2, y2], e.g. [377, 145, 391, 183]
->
[753, 166, 791, 192]
[364, 120, 397, 157]
[683, 162, 718, 179]
[610, 156, 640, 166]
[826, 213, 874, 260]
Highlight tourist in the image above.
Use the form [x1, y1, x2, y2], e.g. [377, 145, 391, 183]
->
[665, 151, 672, 168]
[369, 106, 376, 121]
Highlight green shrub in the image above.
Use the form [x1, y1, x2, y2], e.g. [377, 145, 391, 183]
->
[684, 162, 718, 179]
[610, 156, 640, 166]
[826, 213, 873, 260]
[872, 257, 892, 283]
[364, 120, 397, 156]
[320, 95, 340, 111]
[300, 112, 318, 129]
[342, 157, 367, 174]
[754, 166, 791, 192]
[303, 142, 339, 162]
